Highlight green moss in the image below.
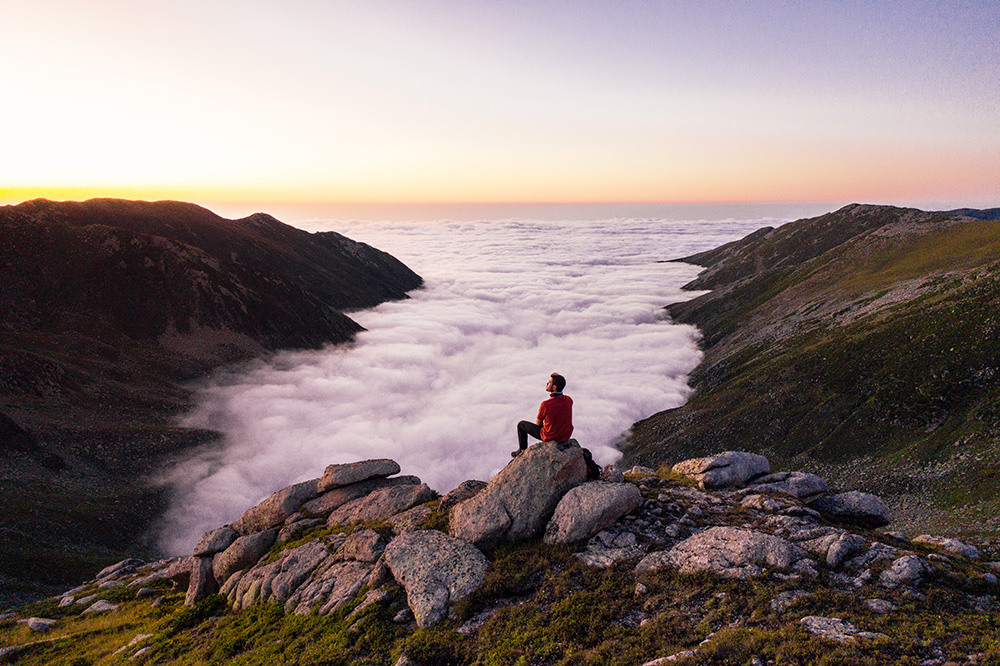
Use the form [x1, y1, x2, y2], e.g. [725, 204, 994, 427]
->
[419, 500, 450, 532]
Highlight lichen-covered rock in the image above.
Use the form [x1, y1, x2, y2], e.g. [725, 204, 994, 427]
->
[808, 491, 890, 528]
[383, 529, 489, 628]
[213, 529, 279, 585]
[543, 482, 642, 544]
[636, 527, 807, 578]
[388, 505, 433, 534]
[671, 451, 770, 489]
[185, 557, 219, 606]
[439, 480, 488, 511]
[193, 526, 239, 557]
[318, 459, 401, 492]
[880, 555, 931, 589]
[449, 440, 587, 549]
[575, 530, 645, 568]
[303, 475, 422, 517]
[232, 479, 320, 535]
[799, 616, 860, 643]
[912, 535, 980, 559]
[751, 471, 828, 499]
[327, 483, 435, 526]
[336, 528, 387, 562]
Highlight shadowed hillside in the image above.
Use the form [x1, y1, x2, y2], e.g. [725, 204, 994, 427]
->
[623, 204, 1000, 547]
[0, 199, 422, 606]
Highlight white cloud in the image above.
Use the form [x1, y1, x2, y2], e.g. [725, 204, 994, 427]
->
[154, 216, 771, 554]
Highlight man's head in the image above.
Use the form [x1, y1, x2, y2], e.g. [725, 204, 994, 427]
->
[548, 372, 566, 393]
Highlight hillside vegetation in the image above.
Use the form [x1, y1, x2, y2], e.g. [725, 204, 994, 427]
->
[623, 204, 1000, 548]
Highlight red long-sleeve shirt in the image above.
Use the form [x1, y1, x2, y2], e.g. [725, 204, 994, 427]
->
[537, 394, 573, 443]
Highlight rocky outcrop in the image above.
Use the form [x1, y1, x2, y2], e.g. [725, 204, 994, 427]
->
[439, 480, 488, 511]
[383, 530, 489, 629]
[912, 535, 980, 559]
[318, 459, 401, 492]
[799, 616, 886, 643]
[879, 555, 932, 589]
[808, 491, 890, 528]
[449, 440, 588, 549]
[232, 480, 320, 535]
[750, 471, 828, 499]
[212, 529, 279, 588]
[327, 483, 435, 526]
[636, 527, 808, 578]
[543, 482, 642, 544]
[29, 447, 997, 663]
[193, 527, 238, 557]
[303, 475, 421, 517]
[671, 451, 769, 489]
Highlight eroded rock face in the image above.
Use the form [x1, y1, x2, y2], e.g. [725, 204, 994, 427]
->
[229, 539, 329, 611]
[808, 491, 890, 528]
[383, 530, 489, 629]
[636, 527, 807, 578]
[212, 529, 279, 585]
[671, 451, 770, 489]
[449, 440, 588, 549]
[318, 459, 401, 492]
[543, 482, 642, 544]
[232, 479, 321, 535]
[327, 483, 435, 526]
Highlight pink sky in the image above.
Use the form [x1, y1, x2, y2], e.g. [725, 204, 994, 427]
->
[2, 1, 998, 208]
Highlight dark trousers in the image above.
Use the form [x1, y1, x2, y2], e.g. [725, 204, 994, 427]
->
[516, 420, 542, 450]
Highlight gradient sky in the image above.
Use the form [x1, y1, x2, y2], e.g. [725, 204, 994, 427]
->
[2, 1, 998, 207]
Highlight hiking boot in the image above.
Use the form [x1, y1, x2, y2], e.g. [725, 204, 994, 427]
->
[511, 449, 524, 458]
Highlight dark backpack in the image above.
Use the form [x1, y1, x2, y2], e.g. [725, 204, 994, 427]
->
[581, 448, 601, 481]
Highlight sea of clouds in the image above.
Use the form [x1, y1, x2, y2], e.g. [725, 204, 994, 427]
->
[156, 215, 775, 554]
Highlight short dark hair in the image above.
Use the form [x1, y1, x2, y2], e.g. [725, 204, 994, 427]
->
[550, 373, 566, 392]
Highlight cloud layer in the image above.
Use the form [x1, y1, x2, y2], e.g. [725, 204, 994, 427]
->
[156, 216, 772, 554]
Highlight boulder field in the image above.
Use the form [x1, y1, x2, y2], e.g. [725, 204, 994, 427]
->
[25, 446, 997, 662]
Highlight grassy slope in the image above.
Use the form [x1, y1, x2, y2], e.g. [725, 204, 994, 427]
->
[623, 205, 1000, 544]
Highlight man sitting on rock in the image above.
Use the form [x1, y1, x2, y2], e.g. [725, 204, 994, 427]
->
[514, 372, 573, 457]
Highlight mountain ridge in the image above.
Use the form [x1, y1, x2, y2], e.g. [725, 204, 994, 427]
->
[622, 204, 1000, 548]
[0, 198, 423, 607]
